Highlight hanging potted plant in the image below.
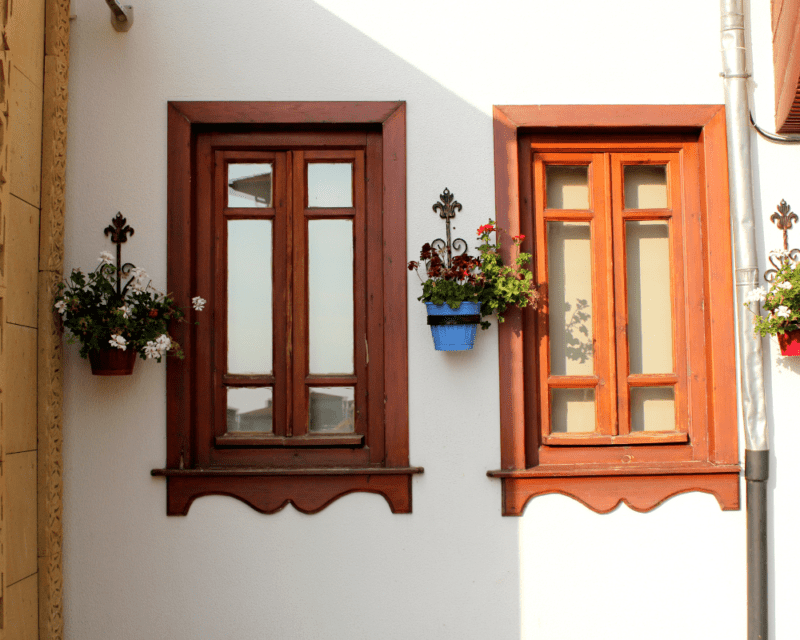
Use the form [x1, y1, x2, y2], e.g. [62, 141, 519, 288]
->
[53, 214, 205, 375]
[744, 248, 800, 356]
[409, 218, 539, 351]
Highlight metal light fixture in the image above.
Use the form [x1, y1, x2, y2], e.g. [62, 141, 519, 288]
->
[105, 0, 133, 32]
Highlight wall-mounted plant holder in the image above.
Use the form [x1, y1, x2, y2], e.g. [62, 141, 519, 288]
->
[54, 213, 201, 374]
[423, 189, 480, 351]
[764, 200, 800, 356]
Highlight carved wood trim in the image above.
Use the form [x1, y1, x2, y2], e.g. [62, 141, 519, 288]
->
[153, 471, 422, 516]
[38, 1, 70, 639]
[0, 1, 8, 637]
[496, 473, 741, 516]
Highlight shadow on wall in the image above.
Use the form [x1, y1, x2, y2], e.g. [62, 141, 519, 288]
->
[65, 2, 525, 640]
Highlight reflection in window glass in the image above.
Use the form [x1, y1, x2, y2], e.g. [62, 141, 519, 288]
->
[308, 163, 353, 207]
[624, 165, 667, 209]
[309, 387, 355, 433]
[630, 387, 675, 432]
[308, 220, 354, 374]
[551, 388, 596, 433]
[228, 163, 273, 208]
[546, 165, 589, 209]
[626, 221, 672, 374]
[228, 220, 273, 375]
[226, 387, 273, 433]
[547, 222, 594, 375]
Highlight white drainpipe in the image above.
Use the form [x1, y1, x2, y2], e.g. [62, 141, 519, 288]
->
[720, 1, 769, 638]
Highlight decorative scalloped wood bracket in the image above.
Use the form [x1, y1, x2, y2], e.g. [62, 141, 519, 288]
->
[488, 471, 740, 516]
[151, 469, 422, 516]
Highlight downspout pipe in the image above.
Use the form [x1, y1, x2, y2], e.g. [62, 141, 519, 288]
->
[720, 2, 770, 639]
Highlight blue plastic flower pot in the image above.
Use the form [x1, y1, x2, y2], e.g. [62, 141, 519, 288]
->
[425, 301, 481, 351]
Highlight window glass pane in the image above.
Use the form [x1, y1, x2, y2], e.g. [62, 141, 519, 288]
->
[308, 163, 353, 207]
[309, 387, 355, 433]
[547, 222, 594, 376]
[228, 220, 273, 375]
[630, 387, 675, 432]
[624, 165, 667, 209]
[308, 220, 354, 374]
[226, 387, 273, 433]
[546, 165, 589, 209]
[551, 388, 595, 433]
[626, 221, 673, 374]
[228, 163, 273, 208]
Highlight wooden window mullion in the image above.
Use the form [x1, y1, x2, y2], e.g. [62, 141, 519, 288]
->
[592, 152, 616, 436]
[272, 152, 290, 437]
[352, 150, 367, 438]
[291, 150, 307, 437]
[610, 153, 631, 435]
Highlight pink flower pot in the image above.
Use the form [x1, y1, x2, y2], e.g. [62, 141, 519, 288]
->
[778, 328, 800, 356]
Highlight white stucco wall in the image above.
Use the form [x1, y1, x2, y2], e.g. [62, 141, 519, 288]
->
[62, 1, 799, 638]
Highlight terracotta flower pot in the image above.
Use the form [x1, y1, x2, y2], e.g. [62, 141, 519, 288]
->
[778, 328, 800, 356]
[88, 348, 137, 375]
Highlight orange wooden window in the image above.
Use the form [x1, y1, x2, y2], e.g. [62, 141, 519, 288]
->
[490, 106, 740, 515]
[154, 102, 422, 516]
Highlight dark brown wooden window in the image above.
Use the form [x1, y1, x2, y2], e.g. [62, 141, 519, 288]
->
[153, 102, 422, 515]
[489, 105, 740, 515]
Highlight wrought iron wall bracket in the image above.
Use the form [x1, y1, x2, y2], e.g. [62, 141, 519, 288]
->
[765, 199, 800, 282]
[429, 188, 468, 269]
[103, 212, 136, 295]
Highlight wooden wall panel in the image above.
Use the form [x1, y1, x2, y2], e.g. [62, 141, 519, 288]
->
[5, 575, 38, 640]
[6, 198, 40, 327]
[4, 324, 37, 454]
[8, 66, 42, 208]
[5, 0, 45, 89]
[6, 451, 37, 586]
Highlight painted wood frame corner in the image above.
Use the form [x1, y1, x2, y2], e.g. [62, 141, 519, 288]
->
[489, 105, 740, 516]
[159, 101, 421, 515]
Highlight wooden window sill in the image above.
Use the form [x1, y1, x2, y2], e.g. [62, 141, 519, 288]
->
[486, 463, 740, 515]
[151, 466, 424, 516]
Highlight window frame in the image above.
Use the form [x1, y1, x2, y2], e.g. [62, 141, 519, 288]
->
[489, 105, 740, 515]
[153, 101, 422, 516]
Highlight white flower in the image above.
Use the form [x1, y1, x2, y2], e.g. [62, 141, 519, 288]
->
[55, 300, 68, 316]
[776, 305, 791, 319]
[98, 251, 115, 265]
[144, 334, 171, 360]
[117, 305, 132, 319]
[109, 334, 127, 350]
[770, 248, 791, 259]
[744, 287, 767, 304]
[127, 267, 150, 292]
[144, 341, 161, 359]
[778, 281, 793, 290]
[192, 296, 206, 311]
